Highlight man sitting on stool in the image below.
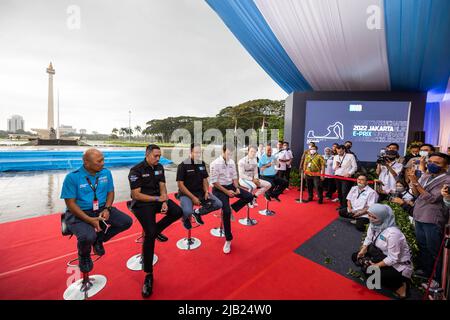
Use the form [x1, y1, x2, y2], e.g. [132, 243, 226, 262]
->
[339, 174, 378, 231]
[128, 144, 183, 298]
[60, 148, 132, 273]
[238, 145, 272, 207]
[258, 144, 288, 202]
[176, 143, 222, 230]
[210, 144, 253, 254]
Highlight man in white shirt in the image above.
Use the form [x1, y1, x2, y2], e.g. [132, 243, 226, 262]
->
[210, 144, 253, 254]
[323, 147, 336, 199]
[339, 174, 378, 231]
[332, 145, 358, 208]
[376, 150, 403, 200]
[281, 141, 294, 186]
[238, 145, 272, 207]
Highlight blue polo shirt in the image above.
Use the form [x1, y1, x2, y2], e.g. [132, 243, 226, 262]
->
[60, 166, 114, 211]
[258, 154, 276, 177]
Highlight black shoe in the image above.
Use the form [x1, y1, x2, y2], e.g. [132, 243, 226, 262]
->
[192, 212, 204, 225]
[93, 240, 105, 256]
[182, 218, 192, 230]
[78, 255, 93, 273]
[318, 199, 323, 204]
[142, 273, 153, 298]
[264, 193, 272, 201]
[273, 195, 281, 202]
[156, 233, 168, 242]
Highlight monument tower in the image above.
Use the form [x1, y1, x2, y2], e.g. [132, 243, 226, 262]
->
[46, 62, 56, 139]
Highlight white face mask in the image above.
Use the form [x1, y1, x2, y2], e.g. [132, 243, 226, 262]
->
[357, 183, 365, 189]
[419, 150, 428, 157]
[310, 149, 317, 155]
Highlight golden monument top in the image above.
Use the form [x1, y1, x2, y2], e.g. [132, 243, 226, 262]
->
[46, 62, 55, 74]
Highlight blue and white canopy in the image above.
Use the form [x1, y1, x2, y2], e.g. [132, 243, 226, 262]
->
[206, 0, 450, 148]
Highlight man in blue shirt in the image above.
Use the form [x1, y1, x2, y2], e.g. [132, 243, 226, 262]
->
[258, 144, 289, 202]
[61, 148, 132, 273]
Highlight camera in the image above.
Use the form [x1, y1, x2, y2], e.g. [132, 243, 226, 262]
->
[356, 256, 373, 272]
[376, 156, 388, 165]
[376, 150, 398, 165]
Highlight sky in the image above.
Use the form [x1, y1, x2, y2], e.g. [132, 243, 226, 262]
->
[0, 0, 286, 134]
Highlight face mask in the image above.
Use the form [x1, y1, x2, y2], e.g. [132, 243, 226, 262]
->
[396, 187, 405, 193]
[357, 183, 365, 189]
[419, 151, 428, 157]
[427, 163, 442, 174]
[310, 149, 317, 155]
[308, 145, 313, 150]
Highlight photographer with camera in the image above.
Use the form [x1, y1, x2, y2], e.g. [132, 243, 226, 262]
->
[352, 203, 412, 299]
[375, 150, 403, 201]
[408, 152, 450, 289]
[389, 180, 416, 217]
[338, 174, 378, 231]
[404, 144, 436, 179]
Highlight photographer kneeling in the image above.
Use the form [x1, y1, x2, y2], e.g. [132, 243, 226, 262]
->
[376, 150, 403, 201]
[352, 203, 413, 299]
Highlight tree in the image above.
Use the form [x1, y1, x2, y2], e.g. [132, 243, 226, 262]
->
[134, 125, 142, 136]
[112, 128, 118, 135]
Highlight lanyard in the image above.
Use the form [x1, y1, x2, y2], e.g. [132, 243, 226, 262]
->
[338, 154, 346, 166]
[423, 173, 446, 188]
[86, 176, 99, 201]
[357, 189, 366, 199]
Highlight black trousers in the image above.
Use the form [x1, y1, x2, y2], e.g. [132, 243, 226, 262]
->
[323, 178, 336, 198]
[132, 199, 182, 273]
[66, 206, 133, 257]
[305, 175, 323, 201]
[335, 178, 354, 207]
[285, 167, 292, 186]
[212, 185, 253, 241]
[260, 175, 289, 197]
[352, 252, 409, 291]
[338, 208, 369, 232]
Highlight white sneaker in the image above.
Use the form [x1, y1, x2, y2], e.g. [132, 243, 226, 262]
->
[247, 202, 254, 209]
[332, 198, 340, 202]
[421, 279, 440, 290]
[350, 219, 357, 225]
[223, 241, 231, 254]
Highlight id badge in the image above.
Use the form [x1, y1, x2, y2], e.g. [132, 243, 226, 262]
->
[307, 163, 312, 168]
[93, 200, 99, 211]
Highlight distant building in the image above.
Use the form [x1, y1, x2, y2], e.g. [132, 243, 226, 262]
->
[7, 115, 25, 133]
[79, 129, 87, 135]
[58, 125, 77, 136]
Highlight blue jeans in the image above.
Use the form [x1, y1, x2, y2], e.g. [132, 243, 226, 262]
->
[415, 221, 444, 282]
[179, 193, 222, 220]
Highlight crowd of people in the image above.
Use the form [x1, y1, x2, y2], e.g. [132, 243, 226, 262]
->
[60, 140, 450, 299]
[299, 140, 450, 299]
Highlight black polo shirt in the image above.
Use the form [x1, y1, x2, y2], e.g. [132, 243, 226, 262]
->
[176, 158, 208, 197]
[128, 159, 166, 202]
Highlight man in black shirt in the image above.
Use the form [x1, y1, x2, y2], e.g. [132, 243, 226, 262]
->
[128, 144, 183, 298]
[176, 143, 222, 230]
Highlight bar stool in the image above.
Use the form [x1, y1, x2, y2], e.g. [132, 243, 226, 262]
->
[176, 215, 201, 250]
[126, 201, 158, 271]
[61, 213, 107, 300]
[210, 209, 225, 237]
[258, 194, 275, 216]
[238, 186, 258, 226]
[126, 232, 158, 271]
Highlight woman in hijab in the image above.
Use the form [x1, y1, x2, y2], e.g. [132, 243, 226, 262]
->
[352, 203, 413, 299]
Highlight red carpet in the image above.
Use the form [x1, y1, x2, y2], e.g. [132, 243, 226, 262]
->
[0, 190, 387, 300]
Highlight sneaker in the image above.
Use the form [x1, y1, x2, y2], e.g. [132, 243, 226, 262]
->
[78, 255, 93, 273]
[182, 218, 192, 230]
[247, 202, 254, 209]
[325, 197, 331, 200]
[350, 219, 357, 225]
[93, 240, 105, 256]
[332, 198, 340, 202]
[421, 279, 440, 290]
[192, 212, 204, 225]
[223, 241, 231, 254]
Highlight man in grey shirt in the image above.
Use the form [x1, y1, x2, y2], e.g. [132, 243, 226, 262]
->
[408, 152, 450, 287]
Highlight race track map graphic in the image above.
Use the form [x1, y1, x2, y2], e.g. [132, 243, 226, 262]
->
[304, 100, 411, 161]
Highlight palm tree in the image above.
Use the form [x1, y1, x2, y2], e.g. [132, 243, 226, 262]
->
[112, 128, 118, 135]
[134, 125, 142, 137]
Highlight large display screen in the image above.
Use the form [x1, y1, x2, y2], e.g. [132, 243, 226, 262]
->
[304, 100, 411, 162]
